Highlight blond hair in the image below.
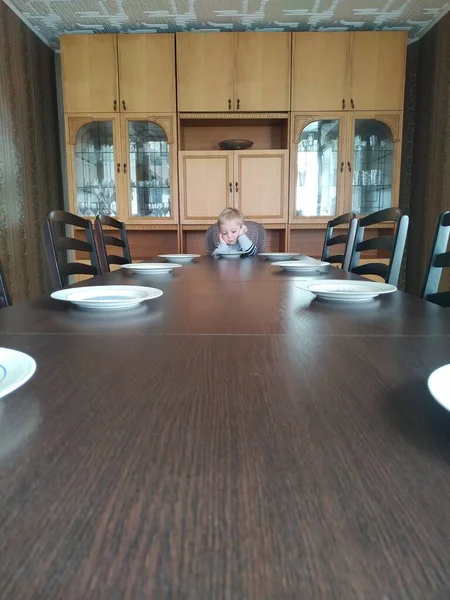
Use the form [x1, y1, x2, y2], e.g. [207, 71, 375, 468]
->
[218, 207, 244, 226]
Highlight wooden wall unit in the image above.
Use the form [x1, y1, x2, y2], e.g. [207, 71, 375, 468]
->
[60, 30, 408, 256]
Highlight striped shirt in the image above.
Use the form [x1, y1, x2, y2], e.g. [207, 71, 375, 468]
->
[213, 234, 257, 257]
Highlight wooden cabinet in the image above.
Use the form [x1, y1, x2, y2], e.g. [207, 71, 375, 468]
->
[176, 34, 234, 112]
[61, 34, 176, 114]
[235, 151, 288, 222]
[177, 32, 291, 112]
[61, 35, 118, 113]
[292, 33, 350, 112]
[179, 152, 233, 222]
[349, 32, 407, 111]
[179, 150, 288, 224]
[235, 33, 291, 111]
[118, 35, 176, 113]
[290, 111, 403, 223]
[65, 113, 178, 225]
[291, 31, 406, 112]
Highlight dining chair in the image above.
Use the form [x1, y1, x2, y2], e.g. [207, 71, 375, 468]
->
[205, 221, 267, 254]
[421, 211, 450, 307]
[94, 215, 132, 274]
[42, 210, 101, 291]
[348, 208, 409, 286]
[0, 260, 11, 308]
[321, 212, 357, 271]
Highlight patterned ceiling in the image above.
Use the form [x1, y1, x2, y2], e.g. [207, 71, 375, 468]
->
[3, 0, 449, 49]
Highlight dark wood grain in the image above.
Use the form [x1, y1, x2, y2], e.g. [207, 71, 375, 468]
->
[0, 333, 450, 599]
[0, 259, 450, 598]
[0, 258, 449, 337]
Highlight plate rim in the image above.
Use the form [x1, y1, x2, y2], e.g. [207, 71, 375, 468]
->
[0, 348, 36, 400]
[428, 364, 450, 410]
[305, 280, 397, 295]
[51, 285, 164, 304]
[271, 260, 329, 268]
[121, 263, 182, 270]
[158, 254, 200, 259]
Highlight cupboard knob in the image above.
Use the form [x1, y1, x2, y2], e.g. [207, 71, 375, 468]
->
[117, 163, 121, 174]
[340, 162, 344, 173]
[342, 99, 346, 109]
[123, 163, 127, 174]
[237, 98, 240, 110]
[122, 100, 127, 111]
[228, 99, 232, 110]
[229, 182, 232, 193]
[235, 182, 239, 193]
[351, 98, 355, 109]
[347, 161, 352, 172]
[113, 100, 117, 111]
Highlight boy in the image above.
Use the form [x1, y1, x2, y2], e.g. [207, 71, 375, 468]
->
[213, 207, 257, 257]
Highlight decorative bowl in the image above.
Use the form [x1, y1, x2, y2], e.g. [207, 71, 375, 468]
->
[218, 139, 254, 151]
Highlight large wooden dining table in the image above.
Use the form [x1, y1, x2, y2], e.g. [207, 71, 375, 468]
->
[1, 257, 450, 599]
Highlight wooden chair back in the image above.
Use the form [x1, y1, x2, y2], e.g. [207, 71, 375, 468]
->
[349, 208, 409, 286]
[94, 215, 132, 274]
[0, 260, 11, 308]
[321, 212, 357, 271]
[421, 211, 450, 307]
[42, 210, 101, 291]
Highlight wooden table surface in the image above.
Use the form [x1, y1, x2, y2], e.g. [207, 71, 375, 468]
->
[1, 257, 450, 599]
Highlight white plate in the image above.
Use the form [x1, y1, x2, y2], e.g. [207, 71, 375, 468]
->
[0, 348, 36, 399]
[299, 280, 397, 302]
[121, 263, 182, 274]
[259, 252, 299, 261]
[215, 251, 244, 260]
[272, 260, 330, 272]
[428, 364, 450, 411]
[158, 254, 200, 263]
[51, 285, 163, 311]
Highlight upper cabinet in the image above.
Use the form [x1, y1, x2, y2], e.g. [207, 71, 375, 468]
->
[176, 33, 234, 112]
[177, 32, 291, 112]
[292, 33, 350, 112]
[117, 35, 176, 113]
[235, 33, 291, 112]
[61, 34, 176, 114]
[61, 35, 119, 113]
[291, 31, 407, 112]
[349, 32, 407, 112]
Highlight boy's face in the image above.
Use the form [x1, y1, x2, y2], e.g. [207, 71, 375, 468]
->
[220, 219, 242, 245]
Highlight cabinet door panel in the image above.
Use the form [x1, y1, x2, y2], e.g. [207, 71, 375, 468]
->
[235, 151, 288, 223]
[179, 152, 233, 222]
[61, 35, 118, 113]
[350, 32, 407, 111]
[235, 32, 291, 111]
[118, 35, 176, 113]
[176, 34, 234, 112]
[292, 33, 350, 111]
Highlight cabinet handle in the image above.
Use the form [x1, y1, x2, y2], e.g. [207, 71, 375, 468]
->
[228, 99, 232, 110]
[122, 100, 127, 111]
[340, 162, 344, 172]
[235, 182, 239, 193]
[113, 100, 117, 111]
[237, 98, 240, 110]
[342, 98, 346, 109]
[347, 161, 352, 172]
[351, 98, 355, 109]
[117, 163, 121, 174]
[123, 163, 127, 174]
[229, 182, 232, 193]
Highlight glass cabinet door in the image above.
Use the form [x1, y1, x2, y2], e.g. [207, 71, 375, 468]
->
[351, 119, 394, 215]
[74, 121, 117, 217]
[127, 121, 171, 218]
[295, 119, 341, 218]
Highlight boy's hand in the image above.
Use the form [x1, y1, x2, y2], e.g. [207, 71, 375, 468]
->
[219, 232, 228, 245]
[239, 224, 248, 236]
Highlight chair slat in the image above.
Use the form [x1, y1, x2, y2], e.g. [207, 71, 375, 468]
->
[358, 207, 401, 228]
[54, 237, 93, 253]
[327, 234, 348, 247]
[352, 262, 389, 279]
[426, 291, 450, 308]
[357, 236, 394, 253]
[94, 216, 132, 274]
[60, 262, 98, 277]
[327, 255, 345, 264]
[434, 251, 450, 268]
[103, 235, 126, 249]
[48, 210, 91, 229]
[107, 255, 129, 266]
